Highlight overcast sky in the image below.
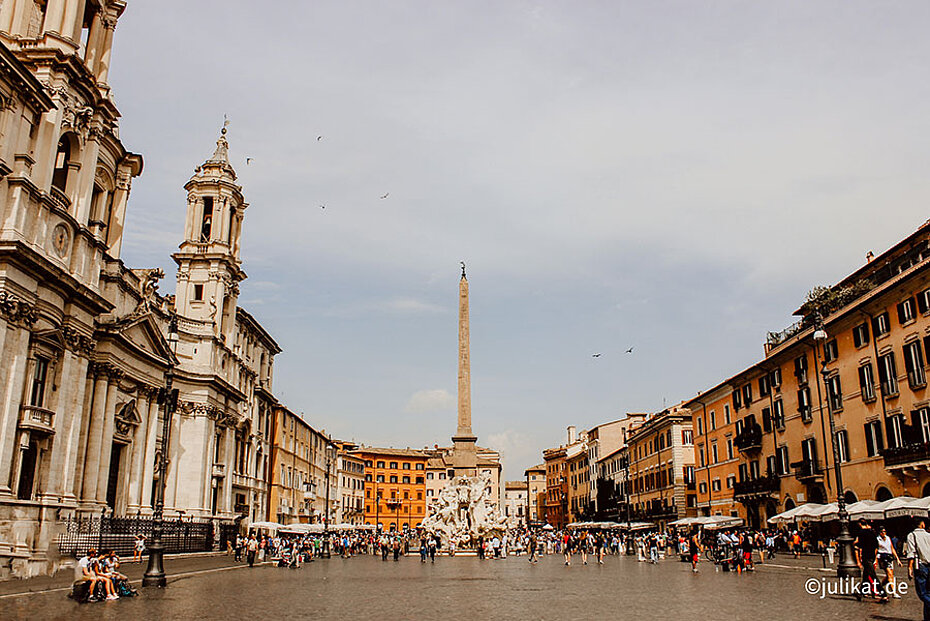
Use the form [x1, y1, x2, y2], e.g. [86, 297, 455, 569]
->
[110, 1, 930, 480]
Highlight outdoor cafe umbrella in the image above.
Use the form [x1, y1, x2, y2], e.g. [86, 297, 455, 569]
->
[767, 504, 809, 524]
[887, 496, 930, 519]
[248, 521, 283, 531]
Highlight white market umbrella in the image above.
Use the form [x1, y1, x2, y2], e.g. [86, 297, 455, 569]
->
[248, 521, 283, 531]
[887, 497, 930, 519]
[850, 499, 895, 521]
[542, 523, 555, 530]
[768, 505, 807, 524]
[790, 503, 828, 522]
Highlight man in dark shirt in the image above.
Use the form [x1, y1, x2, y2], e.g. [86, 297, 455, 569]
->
[856, 522, 885, 601]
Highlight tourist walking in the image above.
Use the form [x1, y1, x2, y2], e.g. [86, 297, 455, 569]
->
[689, 530, 702, 573]
[528, 532, 538, 563]
[855, 522, 884, 601]
[877, 525, 902, 598]
[247, 534, 259, 567]
[906, 518, 930, 620]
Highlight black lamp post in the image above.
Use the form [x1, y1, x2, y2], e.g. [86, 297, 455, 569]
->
[143, 315, 179, 588]
[624, 473, 636, 555]
[322, 444, 335, 558]
[813, 316, 861, 579]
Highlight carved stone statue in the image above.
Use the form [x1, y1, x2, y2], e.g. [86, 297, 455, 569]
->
[422, 470, 507, 548]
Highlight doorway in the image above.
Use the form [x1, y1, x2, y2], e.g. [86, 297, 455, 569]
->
[106, 442, 123, 510]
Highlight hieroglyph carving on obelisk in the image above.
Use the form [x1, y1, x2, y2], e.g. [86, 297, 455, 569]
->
[457, 262, 472, 437]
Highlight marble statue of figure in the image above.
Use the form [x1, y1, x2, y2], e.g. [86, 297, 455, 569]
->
[422, 470, 507, 549]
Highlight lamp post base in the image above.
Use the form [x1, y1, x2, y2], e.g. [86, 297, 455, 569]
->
[142, 542, 167, 587]
[835, 521, 861, 578]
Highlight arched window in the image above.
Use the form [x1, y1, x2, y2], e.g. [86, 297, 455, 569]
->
[51, 135, 73, 193]
[875, 486, 893, 502]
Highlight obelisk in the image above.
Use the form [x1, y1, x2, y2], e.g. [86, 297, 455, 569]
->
[452, 262, 478, 477]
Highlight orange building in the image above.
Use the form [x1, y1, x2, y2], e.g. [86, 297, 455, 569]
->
[352, 447, 427, 531]
[686, 218, 930, 529]
[543, 446, 568, 528]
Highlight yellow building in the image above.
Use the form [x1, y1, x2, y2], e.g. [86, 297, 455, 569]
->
[267, 405, 335, 525]
[626, 405, 696, 528]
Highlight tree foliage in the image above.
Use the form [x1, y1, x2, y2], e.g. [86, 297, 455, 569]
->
[798, 279, 874, 326]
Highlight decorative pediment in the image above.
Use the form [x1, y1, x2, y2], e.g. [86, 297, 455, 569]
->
[100, 313, 176, 366]
[114, 399, 141, 440]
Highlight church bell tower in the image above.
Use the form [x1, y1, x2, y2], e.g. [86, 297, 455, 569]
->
[172, 123, 247, 342]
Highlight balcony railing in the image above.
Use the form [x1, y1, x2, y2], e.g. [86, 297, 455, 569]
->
[734, 427, 762, 453]
[793, 460, 824, 482]
[882, 442, 930, 468]
[19, 405, 55, 435]
[733, 474, 780, 497]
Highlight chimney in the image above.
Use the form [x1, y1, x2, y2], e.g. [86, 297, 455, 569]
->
[567, 425, 577, 444]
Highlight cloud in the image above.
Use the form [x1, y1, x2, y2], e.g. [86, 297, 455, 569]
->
[404, 389, 455, 413]
[322, 297, 447, 318]
[381, 297, 446, 314]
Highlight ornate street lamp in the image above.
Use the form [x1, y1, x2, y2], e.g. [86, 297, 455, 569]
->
[143, 314, 179, 588]
[813, 315, 861, 579]
[322, 444, 335, 558]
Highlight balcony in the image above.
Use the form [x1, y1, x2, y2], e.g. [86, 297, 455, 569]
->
[734, 426, 762, 453]
[882, 442, 930, 469]
[212, 463, 226, 478]
[793, 460, 824, 483]
[733, 474, 780, 498]
[19, 405, 55, 435]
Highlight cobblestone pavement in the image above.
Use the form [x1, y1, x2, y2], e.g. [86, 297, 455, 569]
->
[1, 553, 924, 621]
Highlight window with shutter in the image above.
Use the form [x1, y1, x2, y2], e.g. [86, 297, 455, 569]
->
[859, 364, 876, 401]
[899, 298, 917, 324]
[918, 289, 930, 315]
[762, 407, 772, 433]
[798, 387, 812, 422]
[742, 384, 753, 405]
[865, 424, 875, 456]
[733, 391, 741, 411]
[853, 323, 870, 348]
[873, 312, 891, 336]
[879, 353, 898, 395]
[905, 341, 926, 388]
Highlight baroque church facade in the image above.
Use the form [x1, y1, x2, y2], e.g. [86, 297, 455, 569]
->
[0, 0, 280, 577]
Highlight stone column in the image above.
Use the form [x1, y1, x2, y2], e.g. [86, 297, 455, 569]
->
[94, 15, 116, 84]
[139, 397, 159, 510]
[93, 369, 120, 504]
[0, 322, 28, 494]
[126, 388, 151, 512]
[42, 350, 79, 499]
[163, 410, 182, 511]
[203, 424, 216, 512]
[71, 365, 96, 500]
[63, 0, 86, 43]
[80, 369, 110, 504]
[42, 0, 67, 35]
[0, 0, 16, 34]
[224, 429, 235, 513]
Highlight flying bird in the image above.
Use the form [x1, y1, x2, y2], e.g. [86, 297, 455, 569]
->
[317, 135, 324, 141]
[626, 347, 634, 354]
[245, 157, 253, 165]
[592, 353, 602, 358]
[380, 193, 390, 199]
[319, 204, 326, 210]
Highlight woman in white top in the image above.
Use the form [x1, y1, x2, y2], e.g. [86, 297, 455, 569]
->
[876, 526, 902, 598]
